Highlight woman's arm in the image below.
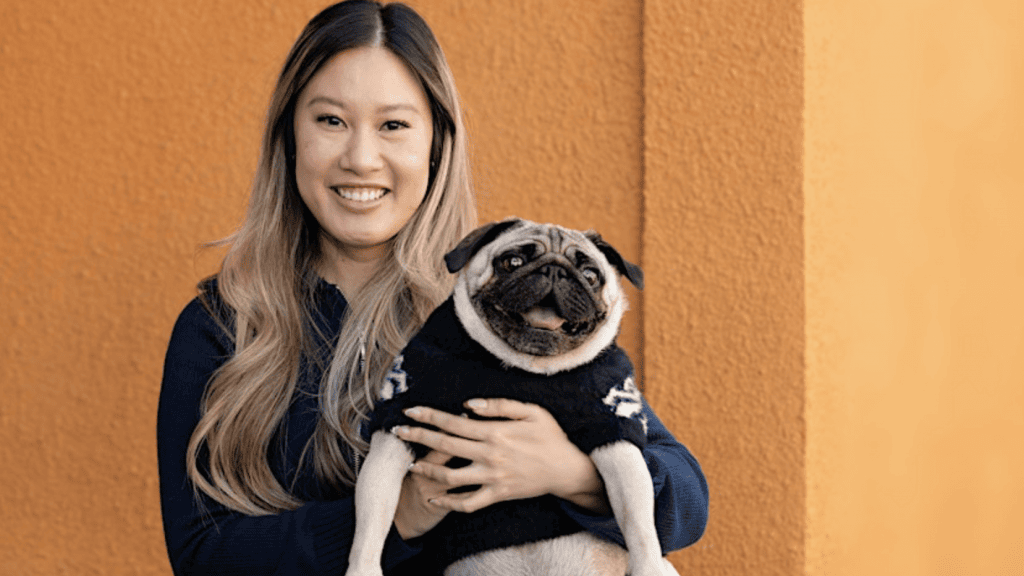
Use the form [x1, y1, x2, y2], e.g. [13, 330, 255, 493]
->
[157, 298, 421, 575]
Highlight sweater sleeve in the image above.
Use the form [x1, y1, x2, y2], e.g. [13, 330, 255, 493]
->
[560, 397, 709, 554]
[156, 298, 422, 575]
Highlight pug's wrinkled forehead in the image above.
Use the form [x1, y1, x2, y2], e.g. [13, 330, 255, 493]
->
[460, 221, 620, 298]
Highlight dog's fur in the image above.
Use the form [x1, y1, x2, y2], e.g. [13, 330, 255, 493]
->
[345, 219, 679, 576]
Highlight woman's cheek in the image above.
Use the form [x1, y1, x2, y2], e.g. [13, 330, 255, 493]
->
[399, 149, 431, 194]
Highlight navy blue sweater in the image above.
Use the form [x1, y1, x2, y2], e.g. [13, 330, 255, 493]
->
[157, 278, 708, 575]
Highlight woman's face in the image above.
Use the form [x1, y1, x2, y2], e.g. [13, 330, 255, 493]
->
[293, 46, 433, 260]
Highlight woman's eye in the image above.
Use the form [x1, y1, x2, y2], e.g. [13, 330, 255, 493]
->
[317, 115, 344, 127]
[382, 120, 410, 131]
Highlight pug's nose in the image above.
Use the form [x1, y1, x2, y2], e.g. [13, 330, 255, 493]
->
[540, 264, 568, 281]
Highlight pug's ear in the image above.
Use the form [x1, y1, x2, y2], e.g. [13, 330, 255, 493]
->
[584, 231, 644, 290]
[445, 219, 524, 273]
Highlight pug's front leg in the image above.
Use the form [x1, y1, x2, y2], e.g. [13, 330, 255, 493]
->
[346, 430, 415, 576]
[589, 441, 680, 576]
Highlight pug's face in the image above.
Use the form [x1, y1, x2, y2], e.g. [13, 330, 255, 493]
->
[446, 219, 643, 374]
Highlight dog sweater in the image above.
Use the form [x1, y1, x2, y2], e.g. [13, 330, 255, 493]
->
[370, 296, 648, 568]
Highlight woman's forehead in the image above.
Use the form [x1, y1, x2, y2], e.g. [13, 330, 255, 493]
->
[300, 46, 430, 114]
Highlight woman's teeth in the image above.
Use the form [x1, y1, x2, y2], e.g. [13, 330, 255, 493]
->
[336, 187, 387, 202]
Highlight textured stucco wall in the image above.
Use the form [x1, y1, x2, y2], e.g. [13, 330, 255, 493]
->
[643, 1, 805, 574]
[1, 3, 318, 573]
[805, 0, 1024, 574]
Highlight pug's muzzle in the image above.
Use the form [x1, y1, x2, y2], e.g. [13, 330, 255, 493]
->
[474, 250, 606, 356]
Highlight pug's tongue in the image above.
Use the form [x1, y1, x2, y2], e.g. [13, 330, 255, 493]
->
[522, 307, 566, 330]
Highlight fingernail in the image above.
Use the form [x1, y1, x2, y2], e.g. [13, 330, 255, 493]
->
[404, 407, 422, 418]
[466, 399, 486, 410]
[392, 425, 409, 436]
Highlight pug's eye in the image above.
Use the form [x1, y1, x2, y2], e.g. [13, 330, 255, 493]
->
[582, 268, 601, 286]
[502, 255, 525, 271]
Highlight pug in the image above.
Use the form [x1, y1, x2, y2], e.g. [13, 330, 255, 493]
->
[346, 218, 679, 576]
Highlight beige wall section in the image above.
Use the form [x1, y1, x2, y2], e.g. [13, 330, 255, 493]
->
[644, 1, 804, 574]
[806, 0, 1024, 574]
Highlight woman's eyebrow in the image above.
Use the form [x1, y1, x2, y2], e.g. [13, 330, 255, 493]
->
[305, 96, 422, 116]
[306, 95, 346, 108]
[378, 103, 423, 116]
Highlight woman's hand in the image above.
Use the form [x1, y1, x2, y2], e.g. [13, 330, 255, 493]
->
[393, 399, 611, 516]
[392, 449, 455, 539]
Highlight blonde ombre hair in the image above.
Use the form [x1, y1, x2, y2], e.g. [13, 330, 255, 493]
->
[186, 0, 476, 515]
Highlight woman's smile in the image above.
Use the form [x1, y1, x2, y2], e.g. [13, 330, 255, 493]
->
[333, 186, 389, 203]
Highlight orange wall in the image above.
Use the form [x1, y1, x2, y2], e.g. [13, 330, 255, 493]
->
[805, 1, 1024, 574]
[1, 3, 315, 573]
[643, 1, 804, 574]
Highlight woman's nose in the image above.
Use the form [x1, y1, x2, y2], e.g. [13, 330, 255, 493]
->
[341, 128, 384, 174]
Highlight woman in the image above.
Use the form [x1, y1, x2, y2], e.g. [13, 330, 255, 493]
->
[157, 1, 708, 574]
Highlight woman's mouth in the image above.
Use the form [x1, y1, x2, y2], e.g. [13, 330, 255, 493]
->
[333, 187, 388, 202]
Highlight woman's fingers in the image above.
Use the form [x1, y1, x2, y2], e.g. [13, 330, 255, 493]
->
[399, 400, 546, 440]
[394, 421, 483, 460]
[418, 448, 454, 466]
[463, 397, 542, 421]
[401, 405, 488, 440]
[409, 458, 459, 484]
[431, 485, 509, 514]
[394, 455, 452, 539]
[410, 458, 495, 487]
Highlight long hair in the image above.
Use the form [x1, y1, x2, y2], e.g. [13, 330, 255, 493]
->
[186, 0, 476, 515]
